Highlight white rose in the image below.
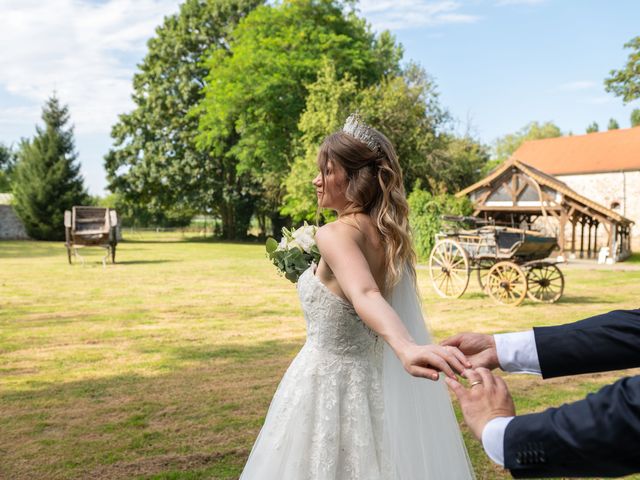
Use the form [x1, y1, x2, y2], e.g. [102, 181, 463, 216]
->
[292, 225, 316, 253]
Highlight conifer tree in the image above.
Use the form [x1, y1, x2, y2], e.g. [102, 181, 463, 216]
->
[13, 95, 88, 240]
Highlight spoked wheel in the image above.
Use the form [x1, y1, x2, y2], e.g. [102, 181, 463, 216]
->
[429, 239, 470, 298]
[526, 263, 564, 303]
[486, 261, 528, 306]
[476, 259, 495, 292]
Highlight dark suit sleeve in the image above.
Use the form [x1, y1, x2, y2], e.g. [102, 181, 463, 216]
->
[533, 309, 640, 379]
[504, 375, 640, 478]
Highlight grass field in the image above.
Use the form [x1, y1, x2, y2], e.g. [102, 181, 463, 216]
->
[1, 234, 639, 479]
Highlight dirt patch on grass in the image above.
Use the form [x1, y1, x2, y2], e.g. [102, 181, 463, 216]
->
[85, 449, 248, 479]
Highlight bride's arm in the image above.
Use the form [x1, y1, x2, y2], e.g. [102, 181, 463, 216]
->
[315, 222, 469, 380]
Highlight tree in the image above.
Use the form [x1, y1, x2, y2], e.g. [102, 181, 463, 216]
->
[0, 143, 16, 192]
[105, 0, 262, 239]
[631, 109, 640, 127]
[586, 121, 599, 133]
[281, 61, 486, 222]
[608, 118, 620, 130]
[407, 184, 473, 261]
[12, 95, 88, 240]
[281, 61, 359, 223]
[195, 0, 403, 234]
[605, 36, 640, 103]
[488, 121, 562, 172]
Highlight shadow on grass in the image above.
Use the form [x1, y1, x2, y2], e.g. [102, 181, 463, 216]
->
[0, 241, 65, 259]
[166, 339, 299, 363]
[557, 295, 617, 305]
[115, 260, 174, 265]
[0, 339, 301, 480]
[121, 237, 265, 245]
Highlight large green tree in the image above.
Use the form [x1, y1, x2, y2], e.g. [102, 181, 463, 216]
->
[195, 0, 402, 233]
[631, 109, 640, 127]
[281, 61, 486, 222]
[105, 0, 262, 239]
[605, 36, 640, 103]
[12, 95, 88, 240]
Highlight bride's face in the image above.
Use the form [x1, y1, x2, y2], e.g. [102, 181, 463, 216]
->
[312, 159, 348, 211]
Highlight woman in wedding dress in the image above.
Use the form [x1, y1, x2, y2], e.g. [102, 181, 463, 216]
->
[240, 114, 475, 479]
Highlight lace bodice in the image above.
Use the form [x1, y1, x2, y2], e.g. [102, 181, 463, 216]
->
[297, 262, 380, 358]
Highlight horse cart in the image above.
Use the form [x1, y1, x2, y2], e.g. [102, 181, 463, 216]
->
[429, 216, 563, 306]
[64, 206, 118, 266]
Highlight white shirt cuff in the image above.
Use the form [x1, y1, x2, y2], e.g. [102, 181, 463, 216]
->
[481, 416, 514, 466]
[494, 330, 542, 374]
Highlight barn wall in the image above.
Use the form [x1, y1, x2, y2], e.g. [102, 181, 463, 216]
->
[556, 170, 640, 250]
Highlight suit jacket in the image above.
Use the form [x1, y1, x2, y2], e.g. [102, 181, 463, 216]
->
[504, 309, 640, 478]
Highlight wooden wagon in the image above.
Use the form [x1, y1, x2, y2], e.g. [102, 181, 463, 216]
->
[429, 216, 563, 306]
[64, 206, 118, 266]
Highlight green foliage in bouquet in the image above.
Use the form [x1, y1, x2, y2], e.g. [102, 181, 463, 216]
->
[266, 221, 321, 283]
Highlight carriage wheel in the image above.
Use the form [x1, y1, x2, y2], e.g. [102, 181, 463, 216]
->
[476, 260, 495, 292]
[429, 239, 470, 299]
[486, 261, 528, 306]
[526, 263, 564, 303]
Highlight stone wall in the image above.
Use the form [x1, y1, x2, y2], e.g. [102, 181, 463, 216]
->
[0, 205, 29, 239]
[556, 170, 640, 250]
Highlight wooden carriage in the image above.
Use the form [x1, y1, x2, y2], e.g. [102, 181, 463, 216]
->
[64, 206, 118, 266]
[429, 216, 563, 306]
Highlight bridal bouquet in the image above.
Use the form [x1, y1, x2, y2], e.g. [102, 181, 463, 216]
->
[266, 221, 321, 283]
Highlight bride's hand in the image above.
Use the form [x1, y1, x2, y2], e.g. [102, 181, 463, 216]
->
[400, 344, 471, 381]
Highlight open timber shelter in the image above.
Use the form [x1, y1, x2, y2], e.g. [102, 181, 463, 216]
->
[457, 157, 634, 262]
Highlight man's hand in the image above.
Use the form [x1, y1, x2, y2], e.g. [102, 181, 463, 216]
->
[441, 333, 500, 370]
[445, 368, 515, 441]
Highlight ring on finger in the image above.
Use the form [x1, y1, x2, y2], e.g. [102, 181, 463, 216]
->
[470, 380, 483, 387]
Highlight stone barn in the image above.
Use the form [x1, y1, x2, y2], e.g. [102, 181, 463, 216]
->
[512, 126, 640, 250]
[0, 193, 29, 239]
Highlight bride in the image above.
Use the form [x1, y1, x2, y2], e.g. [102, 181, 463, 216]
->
[240, 114, 475, 479]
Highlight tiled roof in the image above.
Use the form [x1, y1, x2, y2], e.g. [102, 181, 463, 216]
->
[512, 126, 640, 175]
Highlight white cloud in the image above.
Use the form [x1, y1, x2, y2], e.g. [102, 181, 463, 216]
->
[0, 0, 180, 135]
[557, 80, 598, 91]
[495, 0, 548, 6]
[357, 0, 480, 31]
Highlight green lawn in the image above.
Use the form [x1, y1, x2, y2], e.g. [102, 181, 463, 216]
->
[1, 234, 638, 479]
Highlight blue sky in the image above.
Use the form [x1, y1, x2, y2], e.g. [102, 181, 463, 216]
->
[1, 0, 638, 195]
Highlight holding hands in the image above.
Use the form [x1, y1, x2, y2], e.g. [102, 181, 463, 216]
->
[440, 332, 516, 440]
[400, 343, 471, 380]
[441, 332, 500, 370]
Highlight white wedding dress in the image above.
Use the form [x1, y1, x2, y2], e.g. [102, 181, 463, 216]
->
[240, 261, 474, 479]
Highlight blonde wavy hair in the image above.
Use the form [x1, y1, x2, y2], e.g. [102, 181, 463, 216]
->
[315, 128, 418, 294]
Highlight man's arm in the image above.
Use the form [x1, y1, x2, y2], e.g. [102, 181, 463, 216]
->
[534, 309, 640, 378]
[442, 309, 640, 377]
[504, 375, 640, 478]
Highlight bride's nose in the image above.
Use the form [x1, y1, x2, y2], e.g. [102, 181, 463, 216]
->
[312, 173, 322, 186]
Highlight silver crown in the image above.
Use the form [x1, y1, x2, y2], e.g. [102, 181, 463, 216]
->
[342, 113, 382, 153]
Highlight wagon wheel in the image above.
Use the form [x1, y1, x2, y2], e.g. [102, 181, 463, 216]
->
[526, 263, 564, 303]
[476, 259, 495, 292]
[486, 261, 528, 306]
[429, 239, 470, 299]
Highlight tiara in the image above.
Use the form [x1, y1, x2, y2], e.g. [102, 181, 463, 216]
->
[342, 113, 382, 153]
